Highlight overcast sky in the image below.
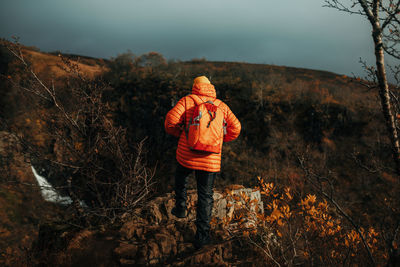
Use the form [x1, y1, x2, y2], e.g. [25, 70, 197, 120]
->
[0, 0, 379, 77]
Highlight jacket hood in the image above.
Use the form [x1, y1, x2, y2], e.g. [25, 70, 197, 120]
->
[192, 83, 216, 98]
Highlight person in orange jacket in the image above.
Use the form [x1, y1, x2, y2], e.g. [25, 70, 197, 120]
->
[164, 76, 241, 249]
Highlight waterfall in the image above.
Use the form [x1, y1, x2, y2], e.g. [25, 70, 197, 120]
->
[31, 165, 73, 205]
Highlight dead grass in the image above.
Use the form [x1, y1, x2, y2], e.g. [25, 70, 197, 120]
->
[22, 49, 108, 80]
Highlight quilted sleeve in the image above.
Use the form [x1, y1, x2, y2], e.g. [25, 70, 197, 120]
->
[165, 97, 187, 137]
[223, 104, 241, 142]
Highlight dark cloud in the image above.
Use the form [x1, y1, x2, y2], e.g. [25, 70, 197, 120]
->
[0, 0, 377, 77]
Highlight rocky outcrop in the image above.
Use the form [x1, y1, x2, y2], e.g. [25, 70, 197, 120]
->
[114, 187, 263, 266]
[34, 186, 264, 266]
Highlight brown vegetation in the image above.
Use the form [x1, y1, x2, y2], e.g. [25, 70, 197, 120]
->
[1, 39, 399, 265]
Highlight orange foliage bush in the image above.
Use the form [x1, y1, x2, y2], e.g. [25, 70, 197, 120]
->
[214, 176, 386, 266]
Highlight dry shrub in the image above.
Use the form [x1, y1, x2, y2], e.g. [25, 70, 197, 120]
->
[1, 39, 154, 225]
[214, 176, 386, 266]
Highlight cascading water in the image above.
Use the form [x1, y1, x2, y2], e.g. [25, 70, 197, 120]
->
[31, 165, 74, 205]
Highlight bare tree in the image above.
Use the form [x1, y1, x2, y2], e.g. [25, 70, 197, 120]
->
[324, 0, 400, 175]
[322, 2, 400, 265]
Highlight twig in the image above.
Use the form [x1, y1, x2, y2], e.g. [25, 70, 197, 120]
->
[298, 155, 376, 266]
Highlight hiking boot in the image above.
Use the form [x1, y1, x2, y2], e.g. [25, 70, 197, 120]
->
[171, 206, 186, 218]
[194, 235, 211, 250]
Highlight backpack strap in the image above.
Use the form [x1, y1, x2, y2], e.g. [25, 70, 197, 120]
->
[185, 94, 199, 139]
[213, 99, 227, 135]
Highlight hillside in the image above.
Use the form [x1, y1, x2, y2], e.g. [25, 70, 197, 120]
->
[0, 43, 110, 265]
[0, 42, 398, 266]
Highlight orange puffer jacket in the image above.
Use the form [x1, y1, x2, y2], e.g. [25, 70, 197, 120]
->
[165, 83, 241, 172]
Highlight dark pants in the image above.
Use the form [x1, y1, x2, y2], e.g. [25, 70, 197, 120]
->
[174, 163, 216, 242]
